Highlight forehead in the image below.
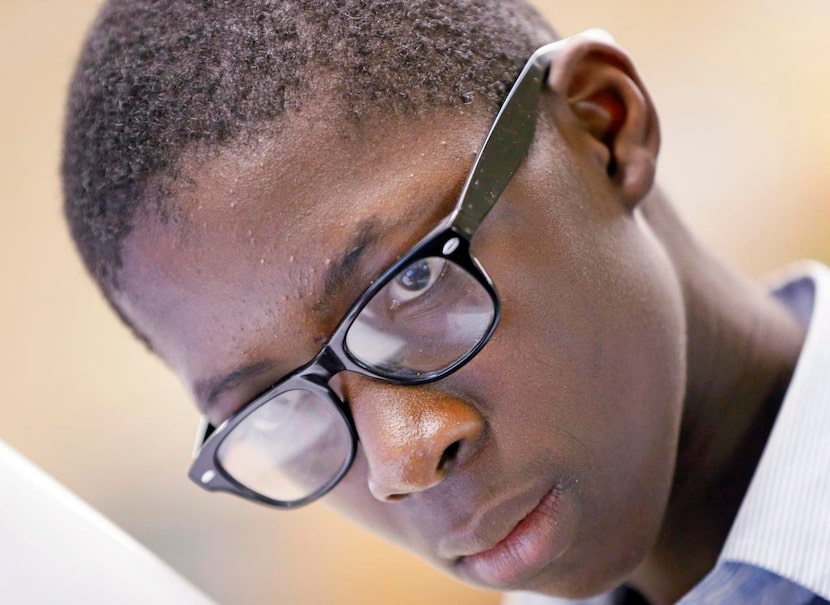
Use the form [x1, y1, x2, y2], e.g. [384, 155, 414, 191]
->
[117, 109, 488, 412]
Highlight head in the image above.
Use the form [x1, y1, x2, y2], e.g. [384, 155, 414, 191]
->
[64, 1, 687, 599]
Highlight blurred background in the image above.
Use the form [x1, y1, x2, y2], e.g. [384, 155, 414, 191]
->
[1, 1, 828, 604]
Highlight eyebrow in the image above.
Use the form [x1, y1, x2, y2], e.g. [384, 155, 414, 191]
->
[319, 218, 382, 310]
[196, 220, 383, 418]
[195, 360, 275, 417]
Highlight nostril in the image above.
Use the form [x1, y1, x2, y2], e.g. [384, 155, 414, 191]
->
[437, 440, 462, 473]
[375, 440, 465, 502]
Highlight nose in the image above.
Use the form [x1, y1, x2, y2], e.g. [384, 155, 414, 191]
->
[340, 374, 485, 502]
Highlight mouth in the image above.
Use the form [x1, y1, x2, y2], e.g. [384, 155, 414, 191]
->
[450, 484, 577, 589]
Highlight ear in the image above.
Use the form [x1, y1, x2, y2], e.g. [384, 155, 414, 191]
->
[545, 30, 660, 209]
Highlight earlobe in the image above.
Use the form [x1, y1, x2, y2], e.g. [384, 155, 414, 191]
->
[545, 31, 660, 209]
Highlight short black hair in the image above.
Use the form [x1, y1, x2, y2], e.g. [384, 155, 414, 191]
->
[62, 0, 555, 300]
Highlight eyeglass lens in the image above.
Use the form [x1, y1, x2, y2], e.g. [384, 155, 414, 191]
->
[345, 257, 495, 379]
[217, 388, 353, 502]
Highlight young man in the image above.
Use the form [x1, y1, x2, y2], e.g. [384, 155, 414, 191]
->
[62, 1, 829, 603]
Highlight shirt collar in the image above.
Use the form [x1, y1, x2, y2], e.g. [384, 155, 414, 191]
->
[718, 261, 830, 601]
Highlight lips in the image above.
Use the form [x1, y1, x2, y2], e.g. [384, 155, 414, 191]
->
[447, 484, 578, 589]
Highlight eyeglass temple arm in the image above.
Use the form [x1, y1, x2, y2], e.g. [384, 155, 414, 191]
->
[192, 417, 217, 458]
[449, 43, 559, 240]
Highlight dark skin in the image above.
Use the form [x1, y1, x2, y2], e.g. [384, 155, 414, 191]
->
[114, 33, 805, 604]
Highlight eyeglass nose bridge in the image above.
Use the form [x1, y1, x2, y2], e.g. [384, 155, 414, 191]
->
[299, 347, 355, 422]
[301, 339, 392, 392]
[302, 345, 346, 383]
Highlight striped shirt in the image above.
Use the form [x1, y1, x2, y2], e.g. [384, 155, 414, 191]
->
[504, 261, 830, 605]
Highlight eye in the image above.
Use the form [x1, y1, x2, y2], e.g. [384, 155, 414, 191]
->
[388, 258, 445, 304]
[249, 394, 298, 435]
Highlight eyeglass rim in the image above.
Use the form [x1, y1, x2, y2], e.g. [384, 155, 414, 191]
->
[190, 376, 359, 509]
[188, 41, 560, 508]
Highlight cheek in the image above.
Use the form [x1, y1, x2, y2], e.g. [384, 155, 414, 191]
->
[478, 210, 686, 585]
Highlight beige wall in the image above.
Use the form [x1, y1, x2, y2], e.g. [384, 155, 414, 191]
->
[1, 2, 827, 604]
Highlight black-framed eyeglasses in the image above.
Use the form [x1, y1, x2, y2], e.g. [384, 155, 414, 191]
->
[188, 42, 559, 508]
